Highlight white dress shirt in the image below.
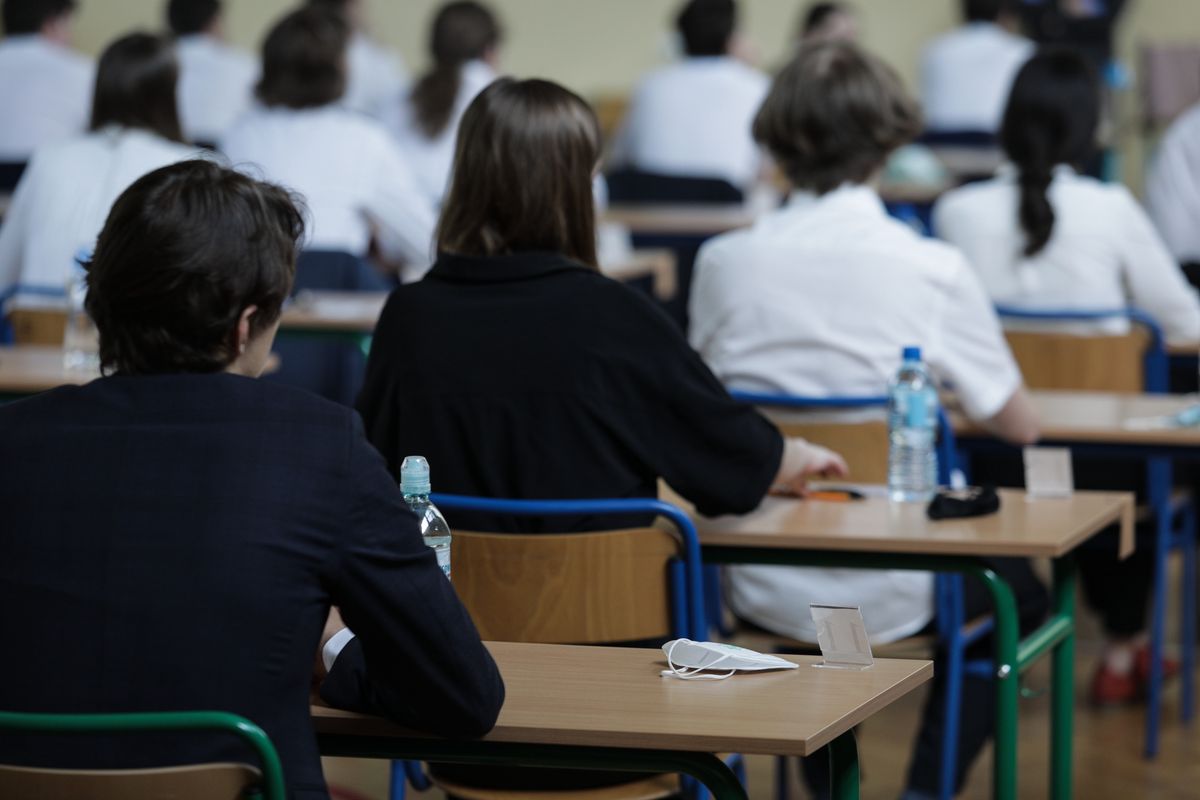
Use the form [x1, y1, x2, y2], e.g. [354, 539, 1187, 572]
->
[1146, 102, 1200, 264]
[0, 35, 94, 161]
[608, 56, 769, 189]
[935, 165, 1200, 345]
[221, 104, 436, 281]
[174, 34, 257, 145]
[0, 127, 202, 307]
[343, 32, 408, 121]
[385, 60, 497, 206]
[690, 184, 1023, 644]
[920, 22, 1033, 133]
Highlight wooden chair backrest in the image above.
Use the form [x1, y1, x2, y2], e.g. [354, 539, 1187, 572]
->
[8, 309, 66, 346]
[451, 527, 679, 644]
[1004, 328, 1150, 392]
[0, 762, 261, 800]
[762, 414, 890, 484]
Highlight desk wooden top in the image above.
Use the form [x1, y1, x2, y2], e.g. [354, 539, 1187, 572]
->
[957, 390, 1200, 448]
[601, 248, 678, 299]
[0, 345, 95, 394]
[603, 205, 754, 237]
[1167, 341, 1199, 357]
[312, 641, 931, 757]
[683, 487, 1133, 559]
[279, 291, 389, 334]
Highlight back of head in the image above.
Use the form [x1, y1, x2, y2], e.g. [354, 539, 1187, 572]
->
[962, 0, 1006, 23]
[257, 6, 349, 110]
[411, 1, 501, 138]
[753, 41, 920, 195]
[90, 32, 184, 142]
[2, 0, 75, 35]
[1001, 48, 1098, 257]
[437, 77, 600, 267]
[799, 2, 855, 43]
[86, 160, 304, 375]
[166, 0, 220, 37]
[676, 0, 735, 57]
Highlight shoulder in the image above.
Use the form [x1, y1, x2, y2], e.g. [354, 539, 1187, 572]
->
[697, 226, 757, 269]
[934, 178, 1008, 221]
[1163, 103, 1200, 149]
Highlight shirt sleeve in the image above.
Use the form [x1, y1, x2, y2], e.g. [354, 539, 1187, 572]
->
[1112, 186, 1200, 345]
[0, 154, 38, 301]
[363, 130, 438, 280]
[318, 413, 504, 738]
[929, 254, 1023, 422]
[1145, 123, 1200, 263]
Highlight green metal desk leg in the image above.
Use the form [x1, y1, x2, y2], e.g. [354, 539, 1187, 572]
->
[829, 730, 860, 800]
[973, 565, 1021, 800]
[1051, 556, 1077, 800]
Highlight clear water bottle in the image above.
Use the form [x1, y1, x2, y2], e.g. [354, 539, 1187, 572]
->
[63, 255, 99, 373]
[400, 455, 451, 578]
[888, 346, 938, 503]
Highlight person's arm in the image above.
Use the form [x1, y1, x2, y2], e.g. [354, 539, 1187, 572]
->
[772, 438, 850, 495]
[319, 416, 504, 738]
[363, 130, 438, 281]
[0, 155, 38, 299]
[979, 387, 1040, 446]
[1113, 187, 1200, 345]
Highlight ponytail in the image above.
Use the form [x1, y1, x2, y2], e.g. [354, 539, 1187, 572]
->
[410, 2, 500, 139]
[1015, 145, 1056, 257]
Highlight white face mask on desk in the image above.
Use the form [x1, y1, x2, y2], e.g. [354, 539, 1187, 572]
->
[660, 639, 799, 681]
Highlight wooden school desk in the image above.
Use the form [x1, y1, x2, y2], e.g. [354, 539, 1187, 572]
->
[679, 487, 1133, 800]
[603, 205, 754, 238]
[313, 641, 933, 800]
[0, 344, 94, 400]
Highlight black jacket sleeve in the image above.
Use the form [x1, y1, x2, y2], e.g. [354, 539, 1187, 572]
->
[318, 415, 504, 738]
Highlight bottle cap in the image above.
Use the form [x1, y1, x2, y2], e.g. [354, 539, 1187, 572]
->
[901, 346, 922, 362]
[400, 455, 431, 495]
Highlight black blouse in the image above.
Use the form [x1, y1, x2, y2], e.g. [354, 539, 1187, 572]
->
[356, 251, 783, 531]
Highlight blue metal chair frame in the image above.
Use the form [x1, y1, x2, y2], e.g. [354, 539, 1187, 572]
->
[993, 305, 1196, 757]
[386, 494, 713, 800]
[728, 390, 989, 800]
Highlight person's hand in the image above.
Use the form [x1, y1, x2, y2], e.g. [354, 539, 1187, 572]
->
[772, 440, 850, 497]
[313, 607, 346, 682]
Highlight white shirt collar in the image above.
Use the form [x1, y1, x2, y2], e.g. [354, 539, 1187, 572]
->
[784, 183, 887, 217]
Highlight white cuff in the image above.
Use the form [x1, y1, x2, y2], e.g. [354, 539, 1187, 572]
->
[322, 627, 356, 672]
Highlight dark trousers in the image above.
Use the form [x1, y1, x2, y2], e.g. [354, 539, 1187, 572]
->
[799, 558, 1049, 797]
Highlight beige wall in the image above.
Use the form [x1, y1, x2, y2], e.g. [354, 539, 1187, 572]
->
[63, 0, 1200, 189]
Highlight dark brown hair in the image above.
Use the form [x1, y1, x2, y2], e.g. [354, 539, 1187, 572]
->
[411, 1, 501, 138]
[2, 0, 74, 35]
[1001, 48, 1099, 257]
[754, 41, 920, 194]
[90, 32, 184, 143]
[256, 6, 349, 110]
[437, 78, 599, 267]
[86, 160, 304, 375]
[166, 0, 220, 36]
[676, 0, 735, 57]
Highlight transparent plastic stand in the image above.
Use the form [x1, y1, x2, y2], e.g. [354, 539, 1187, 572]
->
[810, 605, 874, 670]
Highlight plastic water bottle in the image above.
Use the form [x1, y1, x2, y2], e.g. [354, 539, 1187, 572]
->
[400, 455, 451, 578]
[888, 346, 938, 503]
[62, 256, 99, 373]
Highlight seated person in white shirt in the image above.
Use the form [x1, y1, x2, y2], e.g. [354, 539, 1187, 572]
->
[0, 0, 94, 163]
[936, 49, 1200, 708]
[920, 0, 1033, 135]
[1146, 99, 1200, 284]
[307, 0, 408, 120]
[165, 0, 256, 146]
[385, 0, 500, 207]
[607, 0, 769, 191]
[0, 31, 201, 309]
[221, 7, 436, 283]
[689, 42, 1043, 800]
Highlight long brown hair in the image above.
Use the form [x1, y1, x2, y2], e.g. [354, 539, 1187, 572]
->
[411, 1, 500, 138]
[90, 32, 185, 143]
[436, 78, 600, 268]
[256, 7, 349, 110]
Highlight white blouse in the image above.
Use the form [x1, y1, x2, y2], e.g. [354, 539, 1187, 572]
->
[1146, 103, 1200, 264]
[689, 183, 1023, 644]
[0, 127, 202, 308]
[221, 104, 436, 282]
[935, 165, 1200, 345]
[175, 34, 257, 145]
[0, 35, 94, 161]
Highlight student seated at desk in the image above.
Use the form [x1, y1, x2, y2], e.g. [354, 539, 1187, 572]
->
[307, 0, 408, 120]
[385, 1, 501, 207]
[357, 74, 845, 796]
[222, 7, 436, 282]
[1146, 97, 1200, 285]
[688, 42, 1044, 800]
[607, 0, 768, 191]
[936, 49, 1200, 706]
[166, 0, 256, 146]
[0, 0, 94, 163]
[0, 32, 201, 309]
[920, 0, 1032, 135]
[936, 50, 1200, 345]
[0, 160, 503, 799]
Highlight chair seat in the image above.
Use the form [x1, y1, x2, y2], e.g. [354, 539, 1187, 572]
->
[0, 761, 261, 800]
[431, 772, 680, 800]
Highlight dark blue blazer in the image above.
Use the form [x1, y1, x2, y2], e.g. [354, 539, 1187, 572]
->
[0, 373, 503, 799]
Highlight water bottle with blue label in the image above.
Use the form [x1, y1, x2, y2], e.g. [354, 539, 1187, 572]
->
[400, 455, 452, 578]
[887, 346, 939, 503]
